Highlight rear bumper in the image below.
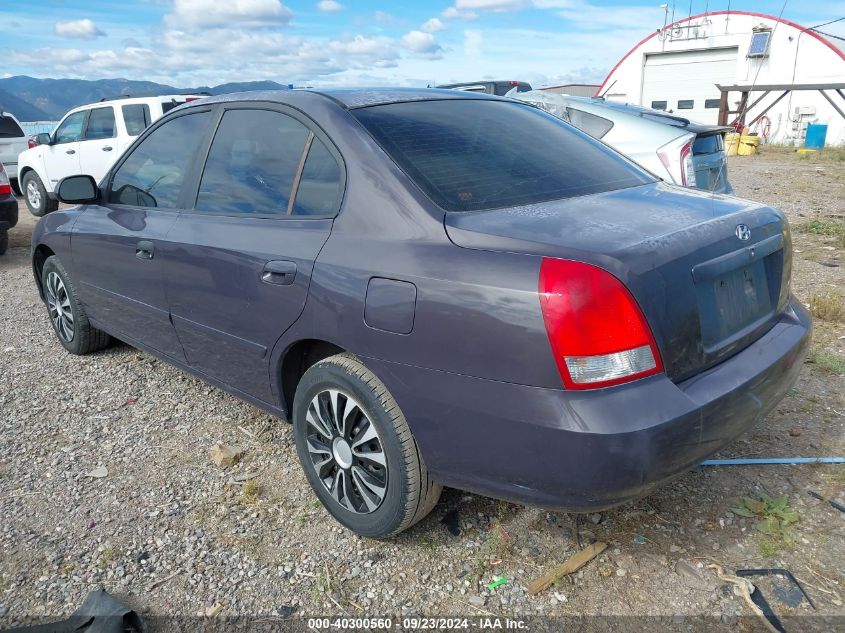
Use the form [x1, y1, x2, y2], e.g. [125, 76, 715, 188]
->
[363, 297, 811, 510]
[0, 195, 16, 227]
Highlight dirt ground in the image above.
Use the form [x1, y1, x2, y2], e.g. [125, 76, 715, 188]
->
[1, 147, 843, 631]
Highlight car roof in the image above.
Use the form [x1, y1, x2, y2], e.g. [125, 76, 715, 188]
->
[192, 87, 503, 110]
[65, 94, 206, 113]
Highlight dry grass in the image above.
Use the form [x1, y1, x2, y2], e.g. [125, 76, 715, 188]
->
[808, 289, 845, 322]
[241, 479, 260, 505]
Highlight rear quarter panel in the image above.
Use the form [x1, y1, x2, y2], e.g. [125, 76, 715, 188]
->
[265, 95, 564, 409]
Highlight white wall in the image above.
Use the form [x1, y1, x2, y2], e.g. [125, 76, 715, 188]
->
[598, 12, 845, 146]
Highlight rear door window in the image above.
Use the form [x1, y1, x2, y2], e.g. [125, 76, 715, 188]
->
[0, 115, 24, 138]
[54, 111, 87, 144]
[109, 110, 211, 208]
[85, 107, 116, 140]
[353, 99, 651, 212]
[565, 107, 614, 139]
[195, 109, 308, 216]
[122, 104, 151, 136]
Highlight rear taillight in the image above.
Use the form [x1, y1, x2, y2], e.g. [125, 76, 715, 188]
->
[538, 258, 663, 390]
[657, 138, 694, 187]
[0, 164, 11, 196]
[28, 136, 37, 149]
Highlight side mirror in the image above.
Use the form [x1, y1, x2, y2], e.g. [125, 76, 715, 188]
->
[57, 175, 99, 204]
[35, 133, 52, 146]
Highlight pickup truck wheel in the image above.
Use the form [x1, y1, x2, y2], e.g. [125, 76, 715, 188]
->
[23, 172, 58, 217]
[293, 353, 441, 538]
[41, 256, 110, 355]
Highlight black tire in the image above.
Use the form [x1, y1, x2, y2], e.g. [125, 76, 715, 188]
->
[22, 172, 58, 217]
[11, 178, 22, 196]
[41, 255, 110, 355]
[0, 231, 7, 256]
[293, 353, 441, 537]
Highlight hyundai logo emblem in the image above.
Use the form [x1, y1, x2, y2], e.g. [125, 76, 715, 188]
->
[735, 224, 751, 241]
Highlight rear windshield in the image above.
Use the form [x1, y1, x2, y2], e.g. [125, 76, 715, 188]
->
[692, 133, 724, 155]
[0, 115, 24, 138]
[353, 100, 652, 212]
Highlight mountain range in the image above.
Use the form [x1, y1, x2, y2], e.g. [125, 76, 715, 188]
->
[0, 76, 292, 121]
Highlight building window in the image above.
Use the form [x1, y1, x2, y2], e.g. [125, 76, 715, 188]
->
[677, 100, 694, 110]
[651, 100, 667, 110]
[747, 30, 771, 58]
[704, 99, 721, 109]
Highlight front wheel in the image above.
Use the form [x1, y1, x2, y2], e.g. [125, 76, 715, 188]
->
[23, 172, 58, 217]
[293, 353, 441, 537]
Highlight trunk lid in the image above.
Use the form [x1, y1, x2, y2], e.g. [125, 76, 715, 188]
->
[445, 182, 790, 382]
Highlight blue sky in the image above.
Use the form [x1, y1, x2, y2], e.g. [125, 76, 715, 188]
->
[1, 0, 843, 88]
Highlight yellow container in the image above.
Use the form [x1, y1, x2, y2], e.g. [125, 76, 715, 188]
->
[737, 134, 759, 156]
[725, 132, 740, 156]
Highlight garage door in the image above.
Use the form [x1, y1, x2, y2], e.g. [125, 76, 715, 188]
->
[641, 48, 738, 124]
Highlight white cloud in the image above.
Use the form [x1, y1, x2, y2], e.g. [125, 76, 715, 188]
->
[463, 29, 483, 59]
[165, 0, 293, 28]
[54, 19, 106, 40]
[373, 10, 402, 25]
[551, 1, 662, 31]
[317, 0, 343, 13]
[401, 30, 444, 60]
[420, 18, 446, 33]
[442, 6, 479, 20]
[455, 0, 532, 11]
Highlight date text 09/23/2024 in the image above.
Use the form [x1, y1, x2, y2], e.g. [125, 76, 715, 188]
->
[307, 617, 528, 629]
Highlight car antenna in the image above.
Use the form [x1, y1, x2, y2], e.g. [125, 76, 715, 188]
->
[711, 0, 790, 198]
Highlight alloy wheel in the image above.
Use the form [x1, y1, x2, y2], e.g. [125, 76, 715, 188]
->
[26, 180, 41, 208]
[305, 389, 387, 514]
[45, 271, 74, 342]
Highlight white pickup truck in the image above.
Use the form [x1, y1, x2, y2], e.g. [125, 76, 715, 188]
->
[17, 94, 205, 216]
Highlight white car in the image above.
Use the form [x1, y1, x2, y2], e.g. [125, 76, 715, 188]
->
[17, 94, 206, 216]
[0, 111, 29, 191]
[509, 91, 734, 195]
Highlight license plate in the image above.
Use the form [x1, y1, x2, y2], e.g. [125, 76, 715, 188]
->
[697, 259, 773, 348]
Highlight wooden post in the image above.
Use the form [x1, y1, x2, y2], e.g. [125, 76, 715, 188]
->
[718, 89, 729, 126]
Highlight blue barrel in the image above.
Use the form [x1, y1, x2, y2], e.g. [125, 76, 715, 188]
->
[804, 123, 828, 149]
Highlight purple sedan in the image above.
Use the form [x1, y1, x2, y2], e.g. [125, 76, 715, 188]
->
[32, 89, 810, 537]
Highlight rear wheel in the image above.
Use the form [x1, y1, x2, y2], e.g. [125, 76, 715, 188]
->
[0, 231, 7, 256]
[41, 256, 110, 355]
[23, 172, 58, 217]
[293, 353, 441, 537]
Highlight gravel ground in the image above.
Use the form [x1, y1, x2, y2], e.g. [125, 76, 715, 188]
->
[1, 149, 844, 630]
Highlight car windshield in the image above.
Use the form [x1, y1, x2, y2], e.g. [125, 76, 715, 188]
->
[353, 99, 653, 212]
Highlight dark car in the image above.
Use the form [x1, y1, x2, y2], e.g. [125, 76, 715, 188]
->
[32, 89, 810, 537]
[0, 161, 18, 255]
[437, 80, 532, 96]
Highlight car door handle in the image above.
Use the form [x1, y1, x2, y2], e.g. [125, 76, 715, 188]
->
[136, 240, 155, 260]
[102, 146, 113, 152]
[262, 260, 296, 285]
[65, 149, 76, 155]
